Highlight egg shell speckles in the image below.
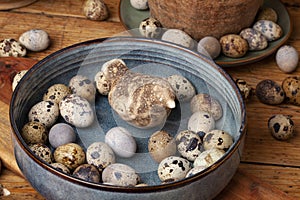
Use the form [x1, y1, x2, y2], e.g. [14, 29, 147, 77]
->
[203, 130, 233, 151]
[130, 0, 148, 10]
[282, 76, 300, 105]
[105, 127, 137, 158]
[240, 28, 268, 51]
[12, 70, 28, 91]
[59, 94, 94, 128]
[276, 45, 299, 73]
[220, 34, 248, 58]
[253, 20, 283, 41]
[86, 142, 115, 171]
[268, 114, 295, 141]
[256, 79, 285, 105]
[157, 156, 191, 182]
[29, 143, 53, 164]
[43, 84, 71, 104]
[161, 29, 195, 49]
[166, 74, 196, 102]
[73, 164, 101, 183]
[54, 143, 86, 170]
[28, 100, 59, 128]
[139, 17, 162, 38]
[69, 75, 96, 102]
[235, 79, 252, 101]
[49, 123, 76, 148]
[193, 148, 225, 168]
[188, 111, 215, 133]
[19, 29, 50, 52]
[21, 121, 48, 145]
[83, 0, 109, 21]
[0, 38, 26, 57]
[50, 162, 71, 174]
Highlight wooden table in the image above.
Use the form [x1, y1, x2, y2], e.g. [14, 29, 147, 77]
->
[0, 0, 300, 199]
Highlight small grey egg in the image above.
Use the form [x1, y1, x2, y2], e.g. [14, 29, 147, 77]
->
[54, 143, 86, 170]
[235, 79, 252, 101]
[166, 74, 195, 102]
[139, 17, 162, 38]
[220, 34, 248, 58]
[130, 0, 148, 10]
[28, 100, 59, 128]
[256, 79, 285, 105]
[49, 123, 76, 148]
[282, 76, 300, 105]
[268, 114, 295, 141]
[203, 130, 234, 151]
[148, 130, 177, 163]
[162, 29, 195, 49]
[86, 142, 115, 172]
[0, 38, 26, 57]
[253, 20, 283, 41]
[188, 111, 215, 133]
[190, 93, 223, 121]
[240, 28, 268, 51]
[19, 29, 50, 51]
[69, 75, 96, 102]
[29, 143, 53, 164]
[175, 130, 202, 161]
[59, 94, 94, 128]
[12, 70, 28, 91]
[83, 0, 109, 21]
[197, 36, 221, 59]
[185, 166, 206, 178]
[276, 45, 299, 73]
[256, 7, 278, 22]
[43, 83, 71, 104]
[193, 148, 225, 168]
[73, 164, 101, 183]
[50, 162, 71, 174]
[21, 121, 48, 145]
[105, 127, 137, 158]
[102, 163, 140, 186]
[157, 156, 191, 182]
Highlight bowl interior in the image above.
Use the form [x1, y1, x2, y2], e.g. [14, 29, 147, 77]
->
[10, 37, 245, 187]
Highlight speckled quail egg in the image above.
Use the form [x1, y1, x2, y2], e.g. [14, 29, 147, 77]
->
[220, 34, 249, 58]
[102, 163, 140, 186]
[175, 130, 203, 161]
[282, 76, 300, 105]
[240, 28, 268, 51]
[43, 83, 71, 104]
[12, 70, 28, 91]
[185, 166, 207, 178]
[197, 36, 221, 59]
[253, 20, 283, 41]
[59, 94, 94, 128]
[139, 17, 162, 38]
[190, 93, 223, 121]
[148, 130, 177, 163]
[49, 123, 76, 148]
[73, 164, 101, 183]
[256, 79, 285, 105]
[276, 45, 299, 73]
[21, 121, 48, 144]
[29, 143, 53, 164]
[86, 142, 115, 171]
[235, 79, 252, 101]
[268, 114, 295, 141]
[157, 156, 191, 183]
[188, 111, 215, 133]
[83, 0, 109, 21]
[166, 74, 196, 102]
[161, 29, 195, 49]
[130, 0, 148, 10]
[203, 130, 233, 151]
[28, 100, 59, 128]
[69, 75, 96, 102]
[0, 38, 26, 57]
[193, 148, 225, 168]
[256, 7, 278, 23]
[54, 143, 86, 170]
[105, 127, 137, 158]
[0, 184, 10, 197]
[50, 162, 71, 174]
[19, 29, 50, 52]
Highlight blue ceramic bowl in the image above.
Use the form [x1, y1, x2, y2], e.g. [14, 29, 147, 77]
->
[10, 37, 246, 200]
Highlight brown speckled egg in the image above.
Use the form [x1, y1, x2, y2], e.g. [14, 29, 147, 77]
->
[73, 164, 101, 183]
[203, 130, 233, 151]
[148, 130, 177, 163]
[220, 34, 248, 58]
[282, 76, 300, 105]
[256, 79, 285, 105]
[54, 143, 86, 170]
[21, 121, 48, 144]
[29, 143, 53, 164]
[256, 7, 278, 22]
[69, 75, 96, 102]
[235, 79, 252, 101]
[268, 114, 295, 141]
[43, 84, 71, 104]
[50, 162, 71, 174]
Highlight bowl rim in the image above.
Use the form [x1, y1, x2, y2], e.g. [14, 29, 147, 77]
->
[10, 36, 247, 193]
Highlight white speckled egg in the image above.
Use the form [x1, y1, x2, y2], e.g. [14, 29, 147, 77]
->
[83, 0, 109, 21]
[21, 121, 48, 145]
[29, 143, 53, 164]
[203, 130, 234, 151]
[43, 83, 71, 104]
[0, 38, 26, 57]
[49, 123, 76, 148]
[188, 111, 215, 133]
[139, 17, 162, 38]
[162, 29, 195, 49]
[69, 75, 96, 102]
[268, 114, 295, 141]
[105, 127, 137, 158]
[240, 28, 268, 51]
[28, 100, 59, 128]
[19, 29, 50, 52]
[86, 142, 115, 171]
[276, 45, 299, 73]
[130, 0, 148, 10]
[185, 166, 206, 178]
[166, 74, 195, 102]
[175, 130, 202, 161]
[190, 93, 223, 121]
[12, 70, 28, 91]
[50, 162, 71, 174]
[59, 94, 94, 128]
[197, 36, 221, 59]
[102, 163, 140, 186]
[253, 20, 283, 41]
[157, 156, 191, 182]
[220, 34, 248, 58]
[193, 148, 225, 168]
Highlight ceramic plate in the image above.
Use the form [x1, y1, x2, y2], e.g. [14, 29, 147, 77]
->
[119, 0, 292, 67]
